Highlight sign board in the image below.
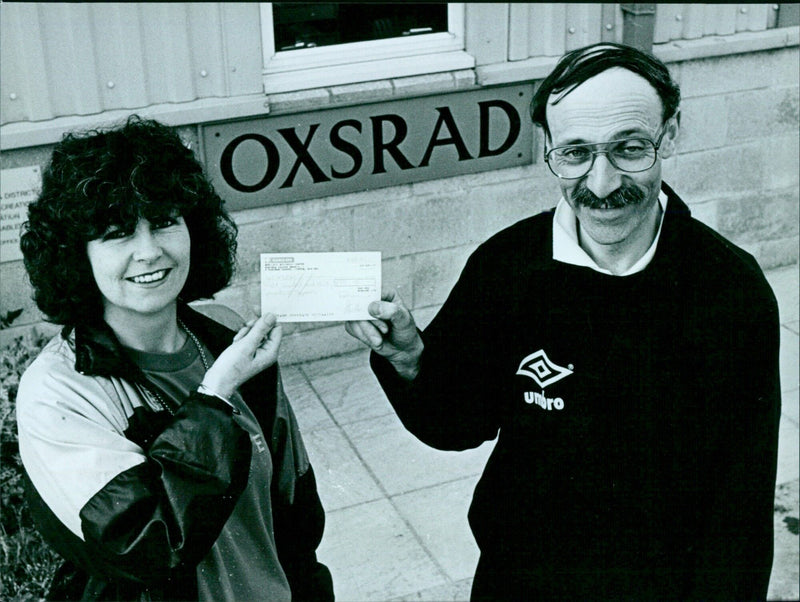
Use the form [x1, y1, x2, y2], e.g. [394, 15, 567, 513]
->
[1, 166, 41, 263]
[202, 85, 533, 210]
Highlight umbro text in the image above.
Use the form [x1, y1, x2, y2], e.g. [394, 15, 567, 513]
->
[524, 391, 565, 410]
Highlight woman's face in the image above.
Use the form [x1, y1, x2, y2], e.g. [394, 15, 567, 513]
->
[86, 216, 191, 326]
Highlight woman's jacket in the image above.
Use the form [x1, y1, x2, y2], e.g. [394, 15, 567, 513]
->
[17, 304, 333, 601]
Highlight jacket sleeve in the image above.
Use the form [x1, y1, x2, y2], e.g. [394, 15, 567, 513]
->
[371, 244, 505, 451]
[250, 367, 334, 601]
[17, 358, 252, 586]
[688, 269, 781, 600]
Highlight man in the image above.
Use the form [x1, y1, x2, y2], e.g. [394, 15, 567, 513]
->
[345, 43, 781, 600]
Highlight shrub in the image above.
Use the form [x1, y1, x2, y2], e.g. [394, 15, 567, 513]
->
[1, 328, 60, 601]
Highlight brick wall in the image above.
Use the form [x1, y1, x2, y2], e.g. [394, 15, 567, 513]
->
[1, 46, 797, 361]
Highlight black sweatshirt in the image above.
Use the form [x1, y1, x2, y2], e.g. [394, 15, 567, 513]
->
[372, 185, 781, 601]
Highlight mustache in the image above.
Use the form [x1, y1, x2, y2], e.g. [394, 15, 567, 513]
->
[571, 183, 646, 209]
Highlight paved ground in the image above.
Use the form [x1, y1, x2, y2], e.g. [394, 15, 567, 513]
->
[282, 263, 800, 602]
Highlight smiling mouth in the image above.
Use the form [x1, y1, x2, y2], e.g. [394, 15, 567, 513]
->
[592, 202, 626, 211]
[128, 269, 169, 284]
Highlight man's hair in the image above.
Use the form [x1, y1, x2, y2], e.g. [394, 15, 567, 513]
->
[530, 42, 681, 139]
[21, 115, 238, 328]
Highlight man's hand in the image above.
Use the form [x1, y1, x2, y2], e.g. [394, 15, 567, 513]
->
[345, 290, 424, 380]
[200, 313, 283, 399]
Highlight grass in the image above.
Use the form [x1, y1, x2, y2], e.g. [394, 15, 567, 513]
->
[1, 328, 60, 601]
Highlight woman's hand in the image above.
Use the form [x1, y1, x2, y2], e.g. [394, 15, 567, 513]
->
[199, 313, 282, 399]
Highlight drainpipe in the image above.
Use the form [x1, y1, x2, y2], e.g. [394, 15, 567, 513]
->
[620, 3, 656, 52]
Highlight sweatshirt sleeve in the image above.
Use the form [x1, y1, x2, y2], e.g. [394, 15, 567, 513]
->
[371, 244, 505, 451]
[17, 349, 251, 586]
[688, 268, 781, 600]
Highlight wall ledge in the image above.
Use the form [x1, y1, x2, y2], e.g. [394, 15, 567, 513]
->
[653, 26, 800, 63]
[475, 26, 799, 87]
[0, 70, 483, 151]
[0, 95, 270, 151]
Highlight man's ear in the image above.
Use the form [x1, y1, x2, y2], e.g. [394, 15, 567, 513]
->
[659, 112, 680, 159]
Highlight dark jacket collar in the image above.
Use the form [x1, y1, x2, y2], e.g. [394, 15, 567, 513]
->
[650, 181, 693, 273]
[74, 304, 233, 378]
[660, 181, 691, 221]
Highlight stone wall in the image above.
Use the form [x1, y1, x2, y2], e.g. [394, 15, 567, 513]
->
[662, 46, 799, 269]
[1, 46, 797, 362]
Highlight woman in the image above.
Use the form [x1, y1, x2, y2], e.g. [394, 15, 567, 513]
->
[17, 116, 333, 601]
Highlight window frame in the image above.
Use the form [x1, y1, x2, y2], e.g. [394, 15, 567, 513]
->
[260, 3, 473, 94]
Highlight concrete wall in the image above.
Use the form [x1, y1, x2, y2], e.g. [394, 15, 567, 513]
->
[2, 46, 798, 363]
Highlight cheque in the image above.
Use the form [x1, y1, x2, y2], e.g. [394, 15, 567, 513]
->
[261, 252, 381, 322]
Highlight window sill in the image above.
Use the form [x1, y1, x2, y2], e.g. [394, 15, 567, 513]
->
[263, 50, 475, 95]
[265, 69, 477, 116]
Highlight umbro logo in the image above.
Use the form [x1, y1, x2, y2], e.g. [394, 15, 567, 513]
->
[516, 349, 573, 389]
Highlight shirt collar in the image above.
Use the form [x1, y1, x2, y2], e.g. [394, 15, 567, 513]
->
[552, 190, 668, 276]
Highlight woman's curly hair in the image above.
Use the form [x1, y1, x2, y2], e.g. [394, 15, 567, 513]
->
[20, 115, 238, 328]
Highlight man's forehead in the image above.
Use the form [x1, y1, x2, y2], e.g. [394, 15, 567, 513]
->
[546, 68, 663, 142]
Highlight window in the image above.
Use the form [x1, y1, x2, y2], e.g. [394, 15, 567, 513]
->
[260, 3, 473, 94]
[272, 3, 448, 50]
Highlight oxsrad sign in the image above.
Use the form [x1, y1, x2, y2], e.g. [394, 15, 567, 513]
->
[202, 85, 533, 209]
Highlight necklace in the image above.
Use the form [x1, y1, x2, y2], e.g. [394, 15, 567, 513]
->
[142, 318, 210, 416]
[178, 318, 210, 371]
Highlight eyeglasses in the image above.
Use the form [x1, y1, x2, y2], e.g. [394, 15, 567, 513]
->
[544, 127, 668, 180]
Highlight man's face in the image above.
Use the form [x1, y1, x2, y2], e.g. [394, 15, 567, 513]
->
[546, 67, 678, 249]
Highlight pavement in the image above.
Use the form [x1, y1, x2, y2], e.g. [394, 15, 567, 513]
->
[281, 263, 800, 602]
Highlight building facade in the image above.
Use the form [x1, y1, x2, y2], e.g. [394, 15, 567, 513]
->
[2, 3, 798, 361]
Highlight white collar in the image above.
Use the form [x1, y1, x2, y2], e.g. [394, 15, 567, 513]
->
[552, 190, 668, 276]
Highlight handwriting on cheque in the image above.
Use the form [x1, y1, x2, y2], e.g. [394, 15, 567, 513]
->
[260, 252, 381, 322]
